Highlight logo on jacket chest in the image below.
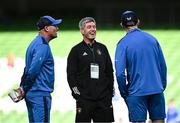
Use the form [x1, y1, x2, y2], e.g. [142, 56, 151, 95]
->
[82, 52, 88, 56]
[82, 49, 102, 56]
[97, 49, 102, 55]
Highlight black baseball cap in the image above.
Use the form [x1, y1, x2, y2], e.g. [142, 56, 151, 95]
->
[37, 15, 62, 30]
[121, 11, 138, 27]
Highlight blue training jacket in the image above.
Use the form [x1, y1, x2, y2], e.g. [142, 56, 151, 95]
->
[21, 34, 54, 96]
[115, 28, 167, 98]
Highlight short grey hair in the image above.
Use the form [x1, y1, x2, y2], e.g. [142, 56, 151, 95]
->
[79, 17, 96, 29]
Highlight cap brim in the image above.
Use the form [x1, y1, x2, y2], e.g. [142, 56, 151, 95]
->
[52, 19, 62, 25]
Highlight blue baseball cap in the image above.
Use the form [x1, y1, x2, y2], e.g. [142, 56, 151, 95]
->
[37, 15, 62, 30]
[121, 11, 138, 27]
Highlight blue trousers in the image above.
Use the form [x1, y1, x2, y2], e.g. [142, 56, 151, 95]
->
[25, 96, 51, 123]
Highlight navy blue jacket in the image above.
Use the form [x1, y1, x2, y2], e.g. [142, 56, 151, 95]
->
[115, 28, 167, 98]
[20, 34, 54, 96]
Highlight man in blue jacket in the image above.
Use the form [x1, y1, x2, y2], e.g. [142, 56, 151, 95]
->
[20, 15, 62, 123]
[115, 10, 167, 123]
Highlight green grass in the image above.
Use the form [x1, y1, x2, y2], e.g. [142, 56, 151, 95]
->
[0, 110, 75, 123]
[0, 30, 124, 57]
[0, 29, 180, 58]
[0, 110, 28, 123]
[0, 29, 180, 122]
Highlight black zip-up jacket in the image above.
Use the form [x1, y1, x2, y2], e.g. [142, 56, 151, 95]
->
[67, 40, 114, 101]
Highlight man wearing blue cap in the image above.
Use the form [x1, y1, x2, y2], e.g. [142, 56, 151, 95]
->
[19, 15, 62, 123]
[115, 11, 167, 123]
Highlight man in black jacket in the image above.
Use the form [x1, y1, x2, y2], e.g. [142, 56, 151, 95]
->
[67, 17, 114, 123]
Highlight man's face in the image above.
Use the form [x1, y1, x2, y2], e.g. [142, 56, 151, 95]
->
[81, 21, 96, 40]
[47, 25, 59, 39]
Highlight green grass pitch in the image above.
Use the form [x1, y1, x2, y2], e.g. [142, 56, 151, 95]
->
[0, 29, 180, 122]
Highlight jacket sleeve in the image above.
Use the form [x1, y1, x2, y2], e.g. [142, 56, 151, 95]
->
[21, 44, 48, 93]
[67, 47, 80, 100]
[104, 46, 114, 97]
[157, 42, 167, 90]
[115, 43, 127, 98]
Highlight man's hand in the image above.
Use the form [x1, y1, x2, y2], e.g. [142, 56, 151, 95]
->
[8, 87, 25, 103]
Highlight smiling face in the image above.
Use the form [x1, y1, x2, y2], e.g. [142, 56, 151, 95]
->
[81, 21, 96, 43]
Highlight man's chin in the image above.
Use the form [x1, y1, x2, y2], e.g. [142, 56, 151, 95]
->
[89, 36, 95, 40]
[52, 35, 57, 38]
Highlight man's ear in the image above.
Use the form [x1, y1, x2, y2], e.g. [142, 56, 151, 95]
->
[137, 19, 140, 26]
[44, 26, 49, 32]
[80, 28, 84, 34]
[120, 22, 126, 28]
[120, 22, 123, 28]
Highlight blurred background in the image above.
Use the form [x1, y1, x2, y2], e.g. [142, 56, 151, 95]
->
[0, 0, 180, 123]
[1, 0, 180, 30]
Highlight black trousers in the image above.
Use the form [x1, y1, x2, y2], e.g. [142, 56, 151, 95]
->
[75, 97, 114, 123]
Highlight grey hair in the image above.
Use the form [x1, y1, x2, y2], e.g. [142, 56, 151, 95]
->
[79, 17, 96, 29]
